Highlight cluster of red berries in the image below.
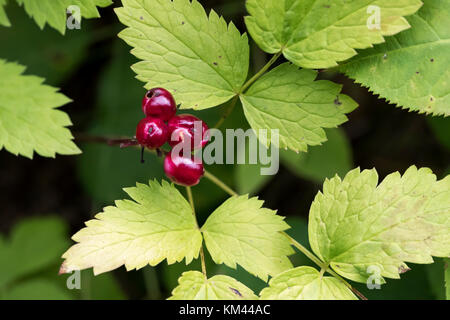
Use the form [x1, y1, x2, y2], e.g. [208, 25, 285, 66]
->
[136, 88, 209, 186]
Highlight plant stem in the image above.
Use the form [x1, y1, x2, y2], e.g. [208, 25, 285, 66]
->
[239, 51, 282, 94]
[143, 267, 161, 300]
[186, 186, 207, 277]
[203, 169, 368, 300]
[213, 52, 282, 129]
[214, 95, 239, 129]
[204, 170, 238, 197]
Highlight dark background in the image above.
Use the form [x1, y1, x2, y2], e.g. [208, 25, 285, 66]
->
[0, 0, 448, 300]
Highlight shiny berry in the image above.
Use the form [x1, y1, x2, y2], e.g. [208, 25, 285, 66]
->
[164, 151, 204, 186]
[136, 117, 169, 149]
[167, 114, 210, 149]
[142, 88, 177, 121]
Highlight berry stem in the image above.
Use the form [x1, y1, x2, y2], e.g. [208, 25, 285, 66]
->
[140, 146, 145, 163]
[186, 186, 207, 277]
[203, 169, 368, 300]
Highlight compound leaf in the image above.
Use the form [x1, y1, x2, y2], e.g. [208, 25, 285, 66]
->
[0, 59, 80, 158]
[309, 166, 450, 283]
[201, 195, 294, 282]
[115, 0, 249, 110]
[240, 63, 357, 152]
[16, 0, 113, 34]
[339, 0, 450, 116]
[260, 266, 357, 300]
[169, 271, 257, 300]
[245, 0, 422, 68]
[61, 180, 203, 275]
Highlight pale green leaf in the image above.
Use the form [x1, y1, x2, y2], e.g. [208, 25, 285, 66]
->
[0, 217, 69, 288]
[0, 60, 80, 158]
[61, 180, 202, 275]
[201, 195, 294, 281]
[339, 1, 450, 116]
[309, 166, 450, 283]
[245, 0, 422, 69]
[240, 63, 357, 152]
[16, 0, 113, 34]
[169, 271, 257, 300]
[260, 266, 357, 300]
[0, 0, 10, 26]
[115, 0, 249, 110]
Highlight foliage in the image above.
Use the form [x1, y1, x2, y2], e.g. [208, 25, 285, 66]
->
[1, 0, 449, 301]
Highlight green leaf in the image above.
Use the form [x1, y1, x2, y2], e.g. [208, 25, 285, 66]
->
[61, 180, 202, 275]
[240, 63, 357, 152]
[0, 59, 80, 158]
[2, 279, 73, 300]
[260, 266, 357, 300]
[115, 0, 249, 110]
[309, 166, 450, 283]
[169, 271, 257, 300]
[201, 195, 294, 281]
[281, 128, 353, 182]
[16, 0, 113, 34]
[245, 0, 422, 69]
[446, 258, 450, 300]
[0, 1, 95, 85]
[0, 0, 10, 26]
[339, 0, 450, 116]
[0, 217, 69, 288]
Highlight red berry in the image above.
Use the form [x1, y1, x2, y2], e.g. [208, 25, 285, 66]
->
[142, 88, 177, 121]
[167, 114, 210, 150]
[136, 117, 169, 149]
[164, 151, 204, 186]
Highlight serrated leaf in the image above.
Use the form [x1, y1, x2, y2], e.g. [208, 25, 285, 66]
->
[16, 0, 112, 34]
[0, 217, 69, 288]
[201, 195, 294, 281]
[260, 266, 357, 300]
[0, 59, 80, 158]
[245, 0, 422, 69]
[169, 271, 257, 300]
[339, 0, 450, 116]
[115, 0, 249, 110]
[0, 0, 10, 26]
[240, 63, 357, 152]
[309, 166, 450, 283]
[61, 180, 202, 275]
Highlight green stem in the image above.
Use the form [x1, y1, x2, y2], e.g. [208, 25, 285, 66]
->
[213, 52, 282, 129]
[283, 233, 326, 269]
[186, 186, 207, 277]
[203, 169, 368, 300]
[239, 52, 282, 94]
[143, 267, 161, 300]
[204, 170, 238, 197]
